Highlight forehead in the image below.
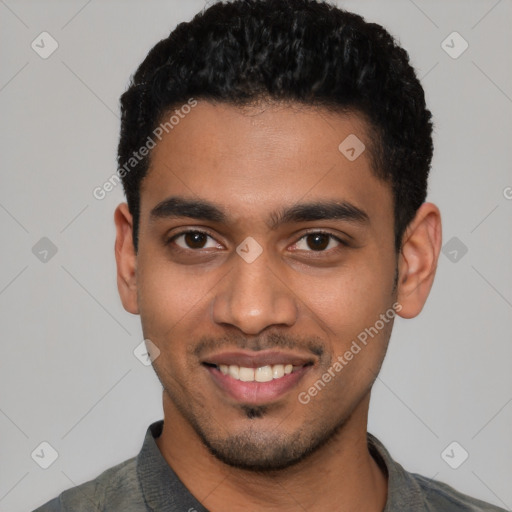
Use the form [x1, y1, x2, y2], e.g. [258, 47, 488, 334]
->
[140, 101, 392, 225]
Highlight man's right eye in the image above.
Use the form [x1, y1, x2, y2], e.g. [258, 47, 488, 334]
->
[167, 230, 222, 250]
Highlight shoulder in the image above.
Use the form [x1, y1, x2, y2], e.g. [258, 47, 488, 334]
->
[412, 472, 507, 512]
[32, 456, 145, 512]
[367, 432, 506, 512]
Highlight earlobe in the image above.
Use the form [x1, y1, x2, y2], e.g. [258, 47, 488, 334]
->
[114, 203, 139, 315]
[396, 202, 442, 319]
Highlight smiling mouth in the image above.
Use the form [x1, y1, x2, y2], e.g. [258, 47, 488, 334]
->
[201, 350, 316, 404]
[203, 362, 313, 382]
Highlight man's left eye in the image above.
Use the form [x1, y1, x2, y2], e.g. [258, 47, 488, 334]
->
[292, 233, 345, 252]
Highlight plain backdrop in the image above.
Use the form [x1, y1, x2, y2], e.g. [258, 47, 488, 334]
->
[0, 1, 511, 511]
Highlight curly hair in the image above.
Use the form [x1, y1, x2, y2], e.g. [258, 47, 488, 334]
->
[117, 0, 433, 252]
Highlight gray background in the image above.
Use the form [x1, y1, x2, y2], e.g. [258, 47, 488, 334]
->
[1, 0, 511, 510]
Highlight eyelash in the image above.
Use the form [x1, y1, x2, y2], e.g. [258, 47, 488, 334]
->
[291, 231, 348, 253]
[166, 229, 348, 253]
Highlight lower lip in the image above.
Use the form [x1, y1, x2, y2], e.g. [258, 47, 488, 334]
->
[205, 365, 311, 405]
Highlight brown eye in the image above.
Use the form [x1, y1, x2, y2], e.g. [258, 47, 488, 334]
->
[291, 232, 346, 253]
[171, 231, 221, 250]
[184, 232, 208, 249]
[305, 233, 330, 251]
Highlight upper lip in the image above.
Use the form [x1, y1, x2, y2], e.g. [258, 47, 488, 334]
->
[202, 350, 315, 368]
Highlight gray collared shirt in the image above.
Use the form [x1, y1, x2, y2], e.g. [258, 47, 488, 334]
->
[33, 420, 506, 511]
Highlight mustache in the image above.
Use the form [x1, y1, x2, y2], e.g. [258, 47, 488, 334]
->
[191, 331, 325, 359]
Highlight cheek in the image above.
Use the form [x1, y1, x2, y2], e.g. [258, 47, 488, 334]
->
[136, 264, 212, 392]
[302, 258, 395, 335]
[136, 256, 215, 346]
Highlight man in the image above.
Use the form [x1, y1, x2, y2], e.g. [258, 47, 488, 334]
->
[34, 0, 505, 510]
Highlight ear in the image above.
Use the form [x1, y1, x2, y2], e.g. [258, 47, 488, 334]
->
[114, 203, 139, 314]
[396, 202, 442, 319]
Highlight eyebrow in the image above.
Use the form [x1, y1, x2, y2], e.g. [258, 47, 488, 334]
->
[150, 196, 226, 223]
[267, 201, 369, 229]
[149, 196, 369, 229]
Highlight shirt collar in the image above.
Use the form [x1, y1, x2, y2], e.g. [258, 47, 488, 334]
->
[137, 420, 426, 512]
[136, 420, 209, 512]
[367, 432, 427, 511]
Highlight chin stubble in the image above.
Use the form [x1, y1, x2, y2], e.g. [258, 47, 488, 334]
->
[191, 402, 355, 472]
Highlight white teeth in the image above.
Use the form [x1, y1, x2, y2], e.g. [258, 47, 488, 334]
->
[228, 365, 240, 380]
[239, 367, 255, 382]
[255, 366, 273, 382]
[217, 363, 300, 382]
[272, 364, 285, 379]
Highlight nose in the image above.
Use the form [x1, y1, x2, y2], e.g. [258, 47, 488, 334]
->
[212, 252, 298, 335]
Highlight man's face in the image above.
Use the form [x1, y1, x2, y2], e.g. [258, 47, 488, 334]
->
[131, 101, 398, 470]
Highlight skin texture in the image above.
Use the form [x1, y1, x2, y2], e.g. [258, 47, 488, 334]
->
[114, 101, 442, 512]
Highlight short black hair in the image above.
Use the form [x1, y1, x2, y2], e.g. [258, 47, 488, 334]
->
[117, 0, 433, 252]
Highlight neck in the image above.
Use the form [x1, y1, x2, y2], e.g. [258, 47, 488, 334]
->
[156, 391, 387, 512]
